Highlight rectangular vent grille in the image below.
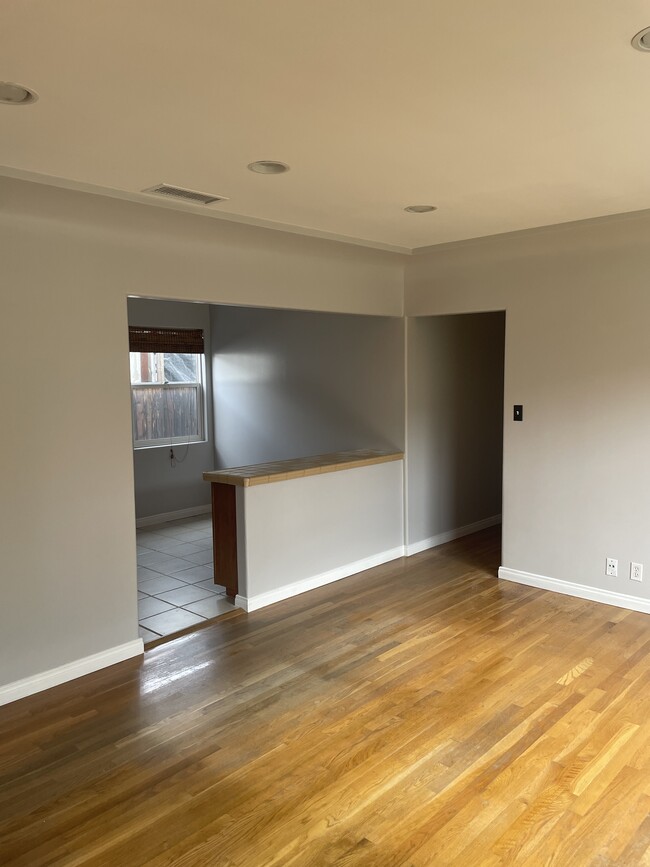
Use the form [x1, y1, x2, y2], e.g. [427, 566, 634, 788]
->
[143, 184, 228, 205]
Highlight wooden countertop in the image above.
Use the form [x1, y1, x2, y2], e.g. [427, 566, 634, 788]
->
[203, 449, 404, 487]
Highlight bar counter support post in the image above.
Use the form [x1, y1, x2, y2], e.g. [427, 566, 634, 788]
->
[210, 482, 239, 599]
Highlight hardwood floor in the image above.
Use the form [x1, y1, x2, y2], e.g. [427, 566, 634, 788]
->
[2, 527, 650, 865]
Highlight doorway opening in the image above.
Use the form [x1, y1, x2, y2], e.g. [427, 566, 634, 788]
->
[406, 310, 506, 568]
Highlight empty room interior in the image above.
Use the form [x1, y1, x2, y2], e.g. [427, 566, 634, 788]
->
[3, 3, 650, 864]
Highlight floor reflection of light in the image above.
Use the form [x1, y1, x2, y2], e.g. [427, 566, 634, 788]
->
[141, 661, 213, 695]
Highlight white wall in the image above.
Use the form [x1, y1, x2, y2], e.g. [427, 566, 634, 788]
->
[238, 461, 405, 608]
[0, 176, 405, 692]
[405, 212, 650, 600]
[128, 298, 213, 519]
[407, 313, 505, 549]
[211, 305, 404, 468]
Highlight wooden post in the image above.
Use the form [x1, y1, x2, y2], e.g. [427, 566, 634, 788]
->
[211, 482, 238, 599]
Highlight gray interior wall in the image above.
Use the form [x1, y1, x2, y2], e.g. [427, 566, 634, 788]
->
[407, 313, 505, 546]
[210, 305, 405, 468]
[0, 175, 404, 691]
[405, 210, 650, 598]
[127, 298, 213, 519]
[13, 158, 650, 698]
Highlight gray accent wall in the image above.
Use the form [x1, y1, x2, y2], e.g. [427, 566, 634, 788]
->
[210, 305, 405, 468]
[406, 313, 505, 547]
[127, 298, 213, 519]
[13, 165, 650, 700]
[0, 176, 404, 691]
[405, 210, 650, 598]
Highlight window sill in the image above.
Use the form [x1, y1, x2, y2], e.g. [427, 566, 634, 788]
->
[133, 439, 209, 451]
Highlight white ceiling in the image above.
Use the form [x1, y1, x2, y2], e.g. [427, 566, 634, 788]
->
[3, 1, 650, 252]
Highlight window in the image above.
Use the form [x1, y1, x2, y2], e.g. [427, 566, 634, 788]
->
[128, 327, 206, 448]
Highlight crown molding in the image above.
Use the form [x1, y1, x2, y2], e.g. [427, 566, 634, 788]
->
[0, 165, 412, 256]
[411, 206, 650, 256]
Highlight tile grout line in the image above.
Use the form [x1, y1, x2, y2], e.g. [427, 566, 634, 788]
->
[136, 515, 236, 641]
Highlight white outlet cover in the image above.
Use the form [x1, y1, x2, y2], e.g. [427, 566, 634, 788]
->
[606, 558, 618, 577]
[630, 562, 643, 582]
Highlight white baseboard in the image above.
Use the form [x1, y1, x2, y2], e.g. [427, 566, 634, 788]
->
[406, 514, 502, 557]
[136, 504, 211, 528]
[0, 639, 144, 707]
[235, 546, 406, 613]
[499, 567, 650, 615]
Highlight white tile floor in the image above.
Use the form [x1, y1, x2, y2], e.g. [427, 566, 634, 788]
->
[136, 515, 236, 643]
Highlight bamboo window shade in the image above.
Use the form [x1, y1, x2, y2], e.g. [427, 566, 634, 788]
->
[128, 327, 204, 354]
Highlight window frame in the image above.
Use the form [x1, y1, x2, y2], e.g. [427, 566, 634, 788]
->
[130, 351, 208, 450]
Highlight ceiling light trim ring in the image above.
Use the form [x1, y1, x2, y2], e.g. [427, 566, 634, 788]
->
[631, 27, 650, 52]
[247, 161, 290, 175]
[0, 82, 39, 106]
[404, 204, 438, 214]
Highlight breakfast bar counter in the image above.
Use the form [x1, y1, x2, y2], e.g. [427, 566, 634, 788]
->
[203, 449, 404, 609]
[203, 448, 403, 487]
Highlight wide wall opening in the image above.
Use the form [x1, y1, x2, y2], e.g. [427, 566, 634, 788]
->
[128, 297, 405, 645]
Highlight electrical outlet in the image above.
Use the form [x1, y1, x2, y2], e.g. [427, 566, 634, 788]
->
[630, 562, 643, 582]
[606, 558, 618, 577]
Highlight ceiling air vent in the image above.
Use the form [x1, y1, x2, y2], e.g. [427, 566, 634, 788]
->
[142, 184, 228, 205]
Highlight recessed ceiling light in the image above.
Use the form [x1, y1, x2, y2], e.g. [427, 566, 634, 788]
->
[247, 160, 290, 175]
[631, 27, 650, 51]
[0, 81, 38, 105]
[404, 204, 437, 214]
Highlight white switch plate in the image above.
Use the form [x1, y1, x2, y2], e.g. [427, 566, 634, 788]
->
[630, 562, 643, 582]
[606, 558, 618, 577]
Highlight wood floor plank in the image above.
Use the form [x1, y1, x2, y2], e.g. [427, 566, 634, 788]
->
[2, 527, 650, 865]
